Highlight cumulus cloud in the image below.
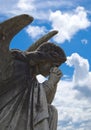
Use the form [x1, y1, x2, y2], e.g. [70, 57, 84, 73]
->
[53, 53, 91, 130]
[0, 0, 76, 19]
[53, 79, 91, 130]
[25, 6, 91, 44]
[66, 53, 91, 88]
[0, 1, 90, 44]
[49, 6, 91, 43]
[66, 53, 91, 102]
[26, 25, 47, 38]
[17, 0, 35, 11]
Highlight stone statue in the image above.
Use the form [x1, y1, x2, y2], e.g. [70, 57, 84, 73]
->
[0, 14, 66, 130]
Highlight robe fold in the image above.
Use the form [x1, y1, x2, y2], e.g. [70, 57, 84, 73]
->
[0, 60, 49, 130]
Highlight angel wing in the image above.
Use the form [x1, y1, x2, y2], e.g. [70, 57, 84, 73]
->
[26, 30, 58, 52]
[0, 14, 58, 80]
[0, 14, 33, 54]
[0, 14, 33, 80]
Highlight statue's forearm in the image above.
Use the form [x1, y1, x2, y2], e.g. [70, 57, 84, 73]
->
[42, 67, 62, 104]
[42, 80, 57, 104]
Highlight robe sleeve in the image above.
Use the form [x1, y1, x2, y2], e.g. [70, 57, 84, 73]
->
[42, 80, 57, 104]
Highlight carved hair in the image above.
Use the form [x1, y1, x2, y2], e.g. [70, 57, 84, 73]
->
[26, 42, 66, 66]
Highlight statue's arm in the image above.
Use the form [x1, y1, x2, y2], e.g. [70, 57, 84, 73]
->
[42, 67, 62, 104]
[42, 80, 57, 104]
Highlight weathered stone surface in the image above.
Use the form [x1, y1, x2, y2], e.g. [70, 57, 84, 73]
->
[0, 14, 66, 130]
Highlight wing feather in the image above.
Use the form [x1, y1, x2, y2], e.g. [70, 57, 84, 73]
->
[0, 14, 33, 52]
[26, 30, 58, 52]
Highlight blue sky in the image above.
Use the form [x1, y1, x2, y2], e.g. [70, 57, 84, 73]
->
[0, 0, 91, 130]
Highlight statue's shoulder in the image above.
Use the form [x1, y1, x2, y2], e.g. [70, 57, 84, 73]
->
[11, 49, 27, 62]
[11, 49, 29, 75]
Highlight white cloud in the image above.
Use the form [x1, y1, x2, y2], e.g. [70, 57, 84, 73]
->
[0, 0, 90, 23]
[17, 0, 34, 11]
[66, 53, 91, 88]
[37, 53, 91, 130]
[26, 25, 47, 38]
[49, 6, 91, 43]
[81, 39, 88, 44]
[53, 79, 91, 130]
[53, 54, 91, 129]
[0, 0, 76, 19]
[0, 2, 90, 44]
[0, 0, 18, 16]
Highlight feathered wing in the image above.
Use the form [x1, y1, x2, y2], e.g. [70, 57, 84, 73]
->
[0, 14, 33, 53]
[0, 14, 33, 80]
[26, 30, 58, 52]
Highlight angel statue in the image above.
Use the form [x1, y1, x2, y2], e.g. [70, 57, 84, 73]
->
[0, 14, 66, 130]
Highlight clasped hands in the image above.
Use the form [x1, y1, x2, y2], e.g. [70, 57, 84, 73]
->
[48, 67, 63, 85]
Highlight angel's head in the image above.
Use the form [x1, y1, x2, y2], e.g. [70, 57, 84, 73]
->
[26, 42, 66, 76]
[11, 42, 66, 77]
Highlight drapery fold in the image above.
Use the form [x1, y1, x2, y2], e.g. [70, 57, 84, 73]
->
[0, 60, 49, 130]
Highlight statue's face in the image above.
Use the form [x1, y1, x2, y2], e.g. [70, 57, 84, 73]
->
[37, 61, 53, 77]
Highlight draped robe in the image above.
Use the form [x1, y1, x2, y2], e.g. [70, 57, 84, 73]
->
[0, 59, 57, 130]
